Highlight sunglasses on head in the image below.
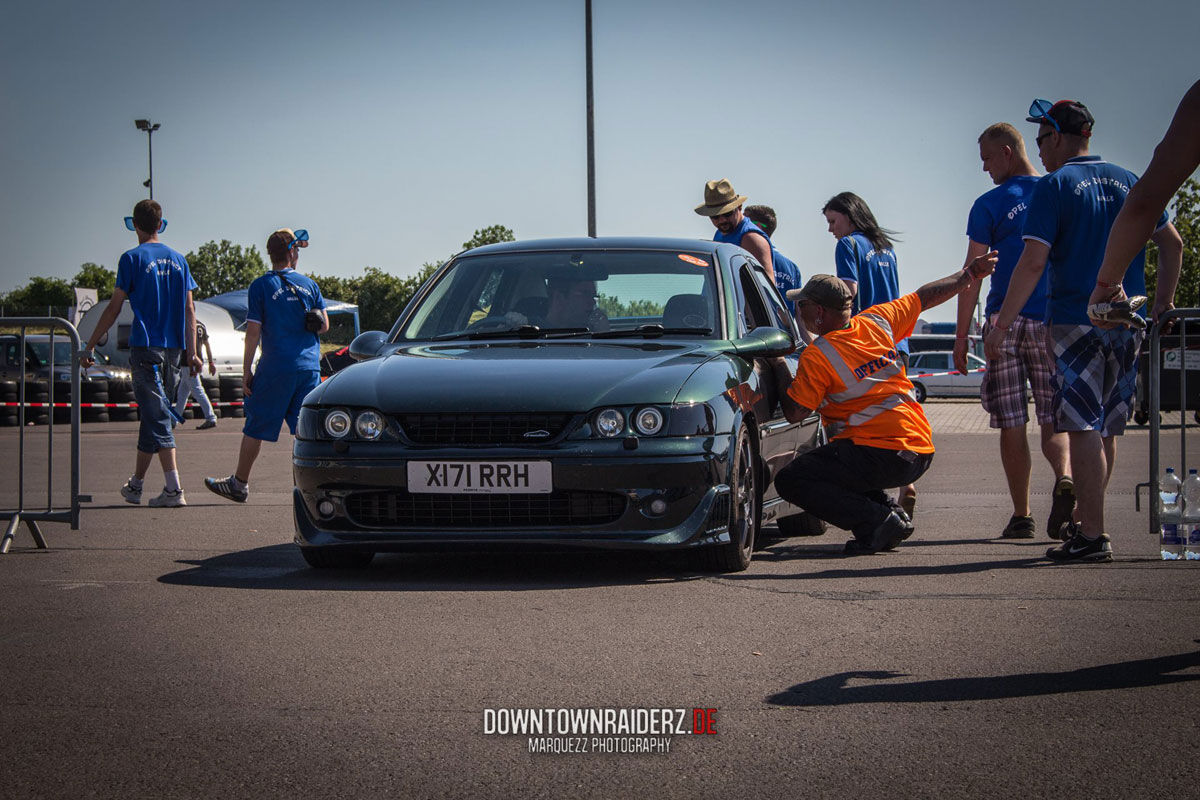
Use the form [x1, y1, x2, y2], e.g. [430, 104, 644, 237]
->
[289, 229, 309, 250]
[124, 217, 168, 234]
[1028, 98, 1061, 132]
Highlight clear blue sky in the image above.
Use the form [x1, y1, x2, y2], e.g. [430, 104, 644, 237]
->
[2, 0, 1196, 322]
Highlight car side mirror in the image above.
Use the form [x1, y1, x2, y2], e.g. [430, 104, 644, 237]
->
[726, 327, 796, 358]
[349, 331, 389, 361]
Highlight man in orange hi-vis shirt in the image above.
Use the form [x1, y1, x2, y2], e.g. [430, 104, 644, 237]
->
[772, 251, 998, 555]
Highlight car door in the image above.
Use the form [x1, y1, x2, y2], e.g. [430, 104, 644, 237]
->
[733, 257, 801, 504]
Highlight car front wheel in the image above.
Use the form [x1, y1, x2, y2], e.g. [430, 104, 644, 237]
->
[691, 426, 759, 572]
[912, 382, 927, 403]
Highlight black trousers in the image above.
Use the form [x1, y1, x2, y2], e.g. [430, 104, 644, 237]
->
[773, 438, 933, 539]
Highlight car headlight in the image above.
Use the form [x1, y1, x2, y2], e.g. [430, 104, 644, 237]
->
[355, 410, 384, 440]
[633, 407, 664, 435]
[324, 409, 352, 438]
[595, 408, 625, 438]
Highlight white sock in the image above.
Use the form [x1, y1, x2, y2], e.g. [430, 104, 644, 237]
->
[129, 475, 144, 489]
[164, 470, 181, 492]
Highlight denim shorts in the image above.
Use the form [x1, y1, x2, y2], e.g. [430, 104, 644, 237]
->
[130, 346, 182, 453]
[243, 367, 320, 443]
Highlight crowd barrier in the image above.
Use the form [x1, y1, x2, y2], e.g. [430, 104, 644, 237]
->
[1137, 309, 1200, 535]
[1, 318, 86, 553]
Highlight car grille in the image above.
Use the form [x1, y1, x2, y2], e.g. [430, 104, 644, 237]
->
[344, 490, 628, 529]
[397, 413, 574, 445]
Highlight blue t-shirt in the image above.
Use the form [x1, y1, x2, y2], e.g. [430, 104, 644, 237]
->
[772, 249, 801, 315]
[835, 231, 907, 354]
[714, 216, 797, 311]
[246, 269, 327, 372]
[1022, 155, 1169, 325]
[967, 176, 1047, 319]
[114, 242, 197, 349]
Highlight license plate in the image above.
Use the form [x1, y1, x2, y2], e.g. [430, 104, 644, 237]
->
[407, 461, 553, 494]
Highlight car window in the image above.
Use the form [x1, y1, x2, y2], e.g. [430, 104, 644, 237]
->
[396, 250, 719, 341]
[919, 353, 948, 371]
[967, 353, 986, 369]
[749, 266, 798, 339]
[736, 264, 770, 334]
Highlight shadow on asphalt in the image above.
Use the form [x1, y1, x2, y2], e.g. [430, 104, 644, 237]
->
[765, 641, 1200, 706]
[157, 543, 704, 591]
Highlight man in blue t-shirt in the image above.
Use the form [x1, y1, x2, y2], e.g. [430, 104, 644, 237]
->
[81, 199, 200, 508]
[745, 205, 802, 315]
[695, 178, 776, 282]
[955, 122, 1071, 542]
[205, 228, 328, 503]
[986, 98, 1183, 562]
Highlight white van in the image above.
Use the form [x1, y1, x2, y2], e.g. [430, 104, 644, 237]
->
[76, 299, 250, 374]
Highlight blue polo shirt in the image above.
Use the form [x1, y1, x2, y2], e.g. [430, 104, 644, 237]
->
[246, 269, 327, 372]
[835, 232, 907, 354]
[967, 175, 1047, 318]
[1022, 155, 1169, 325]
[115, 242, 197, 349]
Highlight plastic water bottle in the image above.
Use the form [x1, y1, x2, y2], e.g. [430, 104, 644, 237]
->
[1184, 469, 1200, 560]
[1160, 468, 1184, 560]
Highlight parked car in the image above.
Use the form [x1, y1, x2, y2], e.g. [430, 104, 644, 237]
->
[76, 299, 250, 375]
[907, 350, 985, 402]
[0, 333, 131, 382]
[292, 237, 827, 572]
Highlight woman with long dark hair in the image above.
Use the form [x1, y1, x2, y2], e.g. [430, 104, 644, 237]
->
[821, 191, 916, 519]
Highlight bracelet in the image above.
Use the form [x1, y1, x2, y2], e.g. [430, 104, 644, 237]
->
[1096, 280, 1120, 289]
[955, 334, 968, 340]
[992, 320, 1010, 332]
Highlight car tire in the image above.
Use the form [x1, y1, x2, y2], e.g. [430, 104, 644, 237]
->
[690, 426, 759, 572]
[912, 382, 927, 403]
[301, 547, 375, 570]
[1133, 410, 1149, 426]
[776, 511, 828, 537]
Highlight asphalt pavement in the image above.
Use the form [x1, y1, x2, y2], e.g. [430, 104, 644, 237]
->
[1, 403, 1198, 799]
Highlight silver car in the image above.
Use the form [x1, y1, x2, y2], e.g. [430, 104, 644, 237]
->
[907, 350, 985, 402]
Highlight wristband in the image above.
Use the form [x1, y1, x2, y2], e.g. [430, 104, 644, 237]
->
[955, 334, 968, 340]
[1096, 280, 1119, 289]
[992, 320, 1010, 332]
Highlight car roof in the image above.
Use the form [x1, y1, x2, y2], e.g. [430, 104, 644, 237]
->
[456, 237, 727, 258]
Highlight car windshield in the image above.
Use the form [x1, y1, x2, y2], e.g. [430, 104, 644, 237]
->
[28, 340, 108, 366]
[397, 250, 719, 341]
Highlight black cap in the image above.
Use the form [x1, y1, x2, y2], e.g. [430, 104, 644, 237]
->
[1027, 99, 1095, 137]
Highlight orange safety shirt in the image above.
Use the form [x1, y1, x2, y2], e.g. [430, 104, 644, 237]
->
[787, 294, 933, 453]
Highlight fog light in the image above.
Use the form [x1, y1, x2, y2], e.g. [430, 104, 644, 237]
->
[317, 500, 335, 518]
[649, 498, 668, 515]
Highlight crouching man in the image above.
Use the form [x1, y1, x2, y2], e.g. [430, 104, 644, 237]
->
[771, 252, 997, 554]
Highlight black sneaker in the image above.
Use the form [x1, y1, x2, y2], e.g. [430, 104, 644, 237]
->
[868, 511, 913, 553]
[1047, 476, 1076, 540]
[844, 538, 873, 555]
[1001, 515, 1036, 539]
[1045, 525, 1112, 563]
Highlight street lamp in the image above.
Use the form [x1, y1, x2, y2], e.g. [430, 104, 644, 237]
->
[134, 118, 161, 199]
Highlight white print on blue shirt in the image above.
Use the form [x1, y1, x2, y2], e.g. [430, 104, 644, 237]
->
[143, 258, 183, 277]
[1006, 202, 1027, 221]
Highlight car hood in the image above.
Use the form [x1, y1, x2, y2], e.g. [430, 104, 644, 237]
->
[310, 340, 720, 412]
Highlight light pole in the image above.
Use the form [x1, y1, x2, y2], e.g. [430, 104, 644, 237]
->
[585, 0, 596, 237]
[134, 118, 161, 199]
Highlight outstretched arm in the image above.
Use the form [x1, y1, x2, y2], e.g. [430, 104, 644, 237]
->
[914, 250, 998, 312]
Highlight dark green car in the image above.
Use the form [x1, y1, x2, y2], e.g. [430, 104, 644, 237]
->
[293, 237, 825, 572]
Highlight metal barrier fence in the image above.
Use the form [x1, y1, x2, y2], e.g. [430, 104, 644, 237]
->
[1, 318, 87, 553]
[1139, 309, 1200, 535]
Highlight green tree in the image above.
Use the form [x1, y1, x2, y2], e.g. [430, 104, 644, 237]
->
[0, 276, 73, 310]
[1145, 177, 1200, 308]
[187, 240, 267, 299]
[72, 263, 116, 299]
[461, 225, 515, 252]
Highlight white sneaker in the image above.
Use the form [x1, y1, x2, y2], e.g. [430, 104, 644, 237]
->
[120, 480, 143, 505]
[148, 488, 187, 508]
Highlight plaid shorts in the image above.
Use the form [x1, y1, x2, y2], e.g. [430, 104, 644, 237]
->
[981, 316, 1057, 429]
[1049, 324, 1143, 436]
